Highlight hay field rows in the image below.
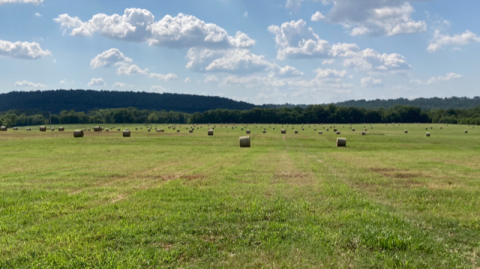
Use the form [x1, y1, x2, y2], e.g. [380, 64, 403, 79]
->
[0, 123, 479, 268]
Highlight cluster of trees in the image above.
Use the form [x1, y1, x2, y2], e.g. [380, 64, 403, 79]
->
[333, 96, 480, 110]
[1, 105, 479, 128]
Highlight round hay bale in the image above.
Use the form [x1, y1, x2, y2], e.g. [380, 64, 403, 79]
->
[59, 127, 65, 131]
[39, 126, 46, 132]
[334, 129, 337, 132]
[246, 129, 251, 134]
[318, 131, 323, 134]
[27, 128, 31, 131]
[295, 130, 298, 134]
[361, 132, 366, 135]
[123, 129, 131, 137]
[88, 128, 91, 131]
[208, 129, 214, 136]
[405, 130, 408, 134]
[336, 131, 341, 135]
[426, 132, 431, 137]
[135, 128, 138, 131]
[117, 129, 120, 131]
[239, 136, 250, 148]
[0, 126, 7, 131]
[281, 129, 286, 134]
[13, 127, 18, 131]
[177, 130, 180, 133]
[465, 130, 468, 134]
[93, 126, 102, 132]
[336, 138, 347, 147]
[73, 130, 84, 138]
[326, 129, 329, 131]
[352, 129, 355, 131]
[51, 128, 55, 131]
[263, 130, 266, 134]
[189, 130, 193, 133]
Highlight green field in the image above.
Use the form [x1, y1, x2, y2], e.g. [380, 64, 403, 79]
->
[0, 123, 479, 268]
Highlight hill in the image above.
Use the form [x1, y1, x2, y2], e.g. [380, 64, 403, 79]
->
[333, 97, 480, 110]
[0, 90, 256, 114]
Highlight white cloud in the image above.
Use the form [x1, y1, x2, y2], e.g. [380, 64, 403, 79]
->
[59, 80, 67, 84]
[343, 48, 411, 72]
[186, 48, 275, 74]
[361, 77, 384, 87]
[90, 48, 132, 68]
[150, 85, 169, 92]
[204, 75, 219, 83]
[0, 39, 51, 59]
[311, 11, 325, 21]
[322, 59, 335, 65]
[149, 73, 178, 81]
[0, 0, 43, 5]
[116, 64, 149, 75]
[286, 0, 427, 37]
[55, 9, 255, 49]
[184, 77, 191, 83]
[410, 73, 463, 85]
[426, 73, 463, 84]
[87, 78, 106, 87]
[428, 30, 480, 52]
[14, 80, 47, 88]
[278, 65, 304, 77]
[113, 82, 135, 88]
[34, 12, 42, 17]
[314, 68, 347, 78]
[243, 12, 248, 17]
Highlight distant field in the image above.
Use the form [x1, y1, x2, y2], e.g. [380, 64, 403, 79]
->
[0, 123, 479, 268]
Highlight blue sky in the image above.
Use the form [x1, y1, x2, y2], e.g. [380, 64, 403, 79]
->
[1, 0, 479, 105]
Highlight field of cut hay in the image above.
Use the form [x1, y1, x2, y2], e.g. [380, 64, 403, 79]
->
[0, 123, 479, 268]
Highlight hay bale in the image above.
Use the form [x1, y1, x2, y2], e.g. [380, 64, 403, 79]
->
[39, 126, 46, 132]
[352, 129, 355, 131]
[88, 128, 91, 131]
[426, 132, 430, 137]
[123, 129, 131, 137]
[318, 131, 323, 134]
[263, 130, 266, 134]
[208, 129, 214, 136]
[59, 127, 65, 131]
[135, 128, 138, 130]
[239, 136, 250, 148]
[51, 128, 55, 131]
[246, 129, 251, 134]
[73, 130, 84, 138]
[0, 126, 7, 131]
[117, 129, 120, 131]
[334, 129, 337, 132]
[336, 131, 341, 135]
[295, 130, 298, 134]
[177, 130, 180, 133]
[336, 138, 347, 147]
[94, 126, 102, 132]
[13, 127, 18, 131]
[465, 130, 468, 134]
[405, 130, 408, 134]
[281, 129, 286, 134]
[361, 132, 366, 135]
[27, 128, 31, 131]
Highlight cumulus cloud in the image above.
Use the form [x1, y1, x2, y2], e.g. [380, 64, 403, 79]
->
[0, 39, 51, 59]
[149, 73, 178, 81]
[14, 80, 47, 88]
[34, 13, 42, 17]
[186, 48, 275, 74]
[343, 48, 411, 72]
[204, 75, 219, 83]
[314, 68, 347, 79]
[116, 64, 149, 75]
[311, 11, 325, 21]
[361, 77, 384, 87]
[113, 82, 135, 88]
[410, 73, 463, 85]
[87, 78, 106, 87]
[322, 59, 335, 65]
[428, 30, 480, 52]
[286, 0, 427, 37]
[184, 77, 191, 83]
[54, 9, 255, 49]
[90, 48, 132, 68]
[0, 0, 43, 5]
[278, 65, 304, 77]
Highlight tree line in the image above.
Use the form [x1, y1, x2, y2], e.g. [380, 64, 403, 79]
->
[1, 105, 479, 127]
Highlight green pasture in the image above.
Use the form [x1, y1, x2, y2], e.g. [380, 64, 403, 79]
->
[0, 123, 479, 268]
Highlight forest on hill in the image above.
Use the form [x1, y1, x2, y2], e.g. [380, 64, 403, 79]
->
[0, 90, 255, 114]
[1, 104, 479, 127]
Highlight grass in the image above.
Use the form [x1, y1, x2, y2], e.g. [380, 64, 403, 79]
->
[0, 123, 479, 268]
